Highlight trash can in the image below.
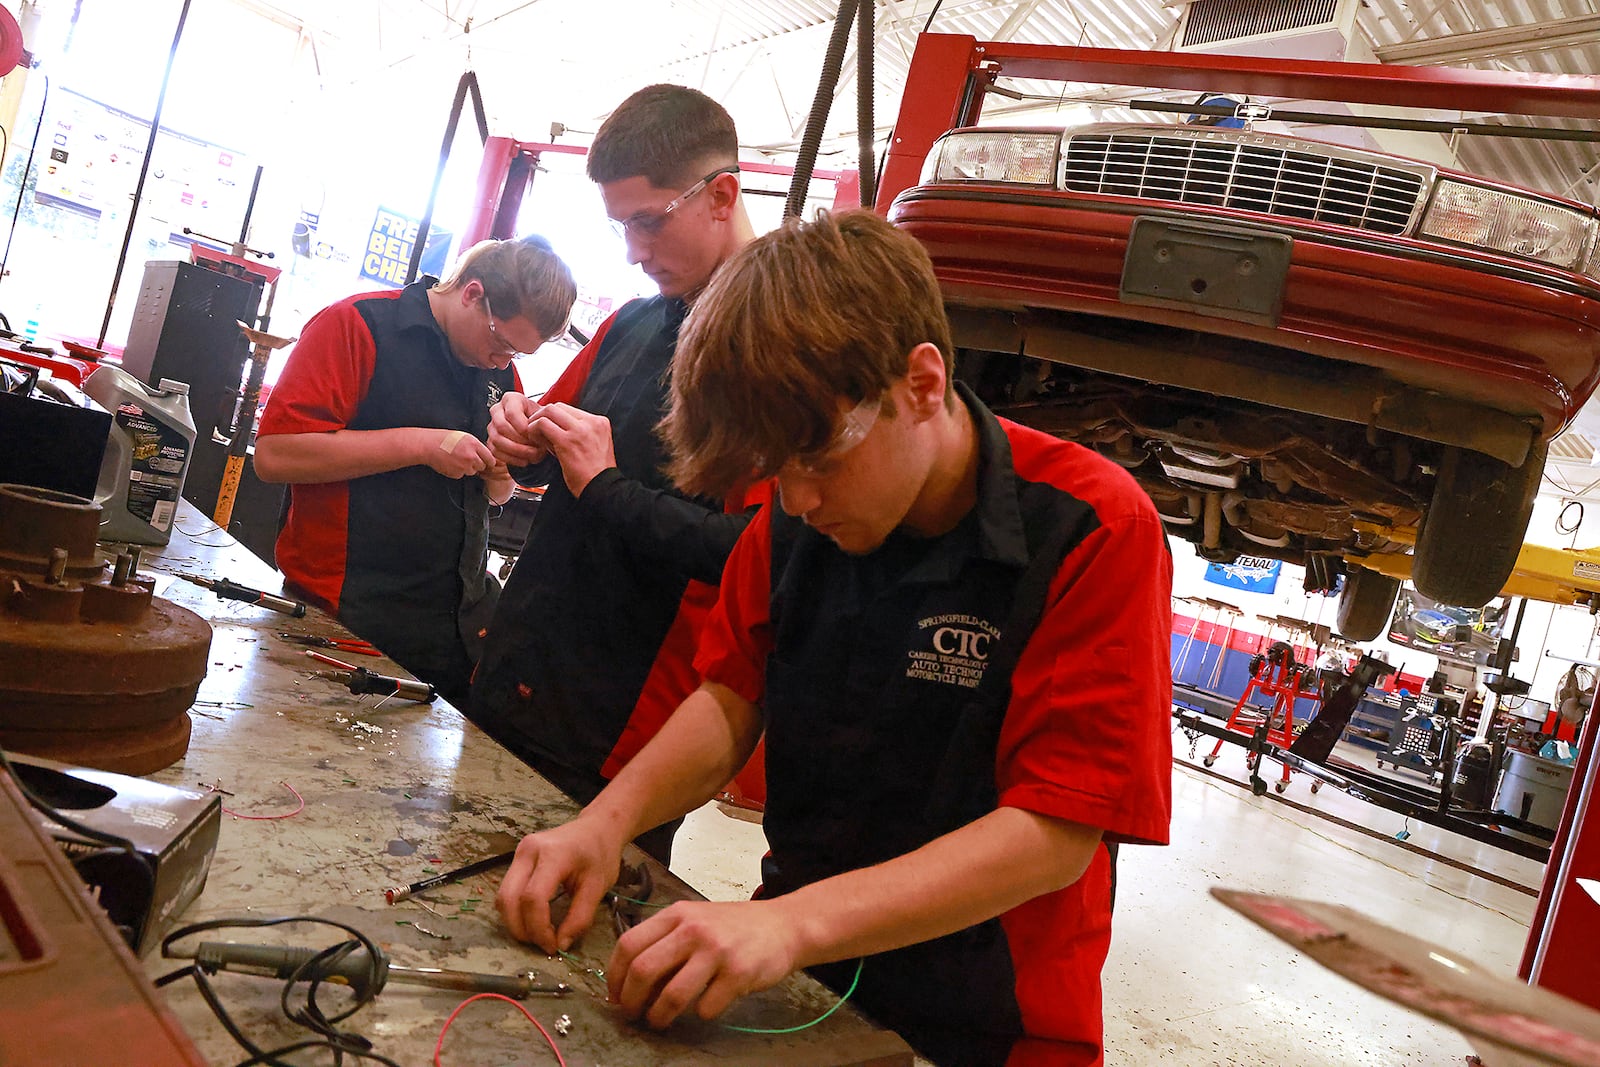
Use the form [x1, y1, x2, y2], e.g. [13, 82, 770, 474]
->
[1491, 750, 1575, 831]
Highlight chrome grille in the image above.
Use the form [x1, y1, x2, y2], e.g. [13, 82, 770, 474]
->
[1062, 133, 1425, 236]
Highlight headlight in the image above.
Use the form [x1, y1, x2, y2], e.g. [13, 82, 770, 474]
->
[1421, 180, 1593, 271]
[920, 131, 1061, 186]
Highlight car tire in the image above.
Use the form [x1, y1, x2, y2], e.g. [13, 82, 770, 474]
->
[1412, 440, 1545, 608]
[1337, 567, 1400, 642]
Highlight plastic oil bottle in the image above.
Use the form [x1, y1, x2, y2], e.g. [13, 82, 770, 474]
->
[83, 364, 196, 546]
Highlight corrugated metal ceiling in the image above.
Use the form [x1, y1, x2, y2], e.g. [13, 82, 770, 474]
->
[644, 0, 1599, 202]
[267, 1, 1598, 202]
[248, 0, 1600, 478]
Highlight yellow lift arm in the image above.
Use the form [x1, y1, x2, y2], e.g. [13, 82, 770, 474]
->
[1350, 522, 1600, 609]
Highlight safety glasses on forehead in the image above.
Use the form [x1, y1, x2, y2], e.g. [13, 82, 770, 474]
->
[609, 165, 741, 241]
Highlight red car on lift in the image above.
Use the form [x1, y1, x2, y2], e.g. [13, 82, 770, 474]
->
[878, 35, 1600, 640]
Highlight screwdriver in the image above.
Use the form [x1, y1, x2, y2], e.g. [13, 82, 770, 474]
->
[171, 940, 571, 1000]
[179, 574, 307, 617]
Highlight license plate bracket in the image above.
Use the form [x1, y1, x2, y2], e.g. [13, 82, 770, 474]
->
[1121, 217, 1291, 327]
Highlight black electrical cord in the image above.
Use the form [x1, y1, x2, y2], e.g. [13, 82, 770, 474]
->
[1558, 499, 1585, 536]
[0, 123, 9, 217]
[856, 0, 876, 209]
[922, 0, 945, 33]
[99, 0, 193, 347]
[0, 72, 45, 290]
[159, 915, 404, 1067]
[0, 745, 154, 947]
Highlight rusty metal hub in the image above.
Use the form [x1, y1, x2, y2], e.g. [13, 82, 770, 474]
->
[0, 483, 212, 774]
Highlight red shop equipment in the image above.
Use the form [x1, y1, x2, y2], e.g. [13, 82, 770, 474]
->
[1204, 641, 1321, 795]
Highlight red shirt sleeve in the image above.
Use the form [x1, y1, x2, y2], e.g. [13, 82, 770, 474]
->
[998, 506, 1174, 847]
[693, 508, 776, 705]
[257, 299, 378, 437]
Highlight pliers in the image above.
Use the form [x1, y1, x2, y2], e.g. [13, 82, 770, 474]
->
[277, 631, 382, 657]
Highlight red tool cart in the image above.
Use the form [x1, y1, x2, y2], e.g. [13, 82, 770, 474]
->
[1204, 641, 1321, 795]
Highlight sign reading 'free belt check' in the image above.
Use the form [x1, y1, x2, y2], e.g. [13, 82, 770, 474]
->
[360, 206, 453, 288]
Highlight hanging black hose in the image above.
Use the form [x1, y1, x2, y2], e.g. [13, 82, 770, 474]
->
[99, 0, 193, 347]
[784, 0, 859, 220]
[856, 0, 875, 208]
[406, 70, 488, 285]
[0, 73, 47, 293]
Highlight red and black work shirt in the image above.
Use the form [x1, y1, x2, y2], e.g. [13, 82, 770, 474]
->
[258, 280, 517, 670]
[695, 386, 1173, 1067]
[468, 295, 767, 799]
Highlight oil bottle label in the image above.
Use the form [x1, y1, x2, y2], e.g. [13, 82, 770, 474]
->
[116, 402, 189, 532]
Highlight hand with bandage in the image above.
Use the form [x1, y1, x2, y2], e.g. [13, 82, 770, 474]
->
[425, 427, 496, 478]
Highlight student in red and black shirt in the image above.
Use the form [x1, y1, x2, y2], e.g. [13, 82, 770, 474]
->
[470, 86, 766, 863]
[494, 212, 1173, 1066]
[254, 238, 575, 710]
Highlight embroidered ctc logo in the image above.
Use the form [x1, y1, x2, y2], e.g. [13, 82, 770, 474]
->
[932, 627, 990, 660]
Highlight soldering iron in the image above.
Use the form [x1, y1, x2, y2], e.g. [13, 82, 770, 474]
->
[168, 939, 571, 1000]
[179, 574, 307, 617]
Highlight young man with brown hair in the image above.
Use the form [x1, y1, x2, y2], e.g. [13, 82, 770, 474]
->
[469, 86, 764, 862]
[494, 210, 1173, 1066]
[256, 236, 575, 710]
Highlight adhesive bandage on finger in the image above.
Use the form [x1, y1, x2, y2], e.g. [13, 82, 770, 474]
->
[439, 430, 468, 453]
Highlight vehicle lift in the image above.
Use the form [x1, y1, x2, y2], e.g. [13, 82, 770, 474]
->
[872, 24, 1600, 1021]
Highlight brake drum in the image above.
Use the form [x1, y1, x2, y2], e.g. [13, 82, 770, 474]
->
[0, 483, 212, 773]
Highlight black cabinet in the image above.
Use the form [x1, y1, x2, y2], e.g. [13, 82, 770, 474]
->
[118, 260, 281, 563]
[119, 261, 263, 442]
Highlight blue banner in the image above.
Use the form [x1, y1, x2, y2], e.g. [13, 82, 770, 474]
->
[360, 206, 452, 288]
[1204, 557, 1282, 594]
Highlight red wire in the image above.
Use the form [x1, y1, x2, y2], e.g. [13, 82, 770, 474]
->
[433, 993, 568, 1067]
[219, 781, 305, 820]
[305, 648, 359, 670]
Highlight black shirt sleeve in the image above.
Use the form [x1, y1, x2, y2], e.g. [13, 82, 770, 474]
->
[576, 467, 755, 586]
[508, 453, 561, 489]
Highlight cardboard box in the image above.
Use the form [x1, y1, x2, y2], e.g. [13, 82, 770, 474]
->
[8, 756, 221, 956]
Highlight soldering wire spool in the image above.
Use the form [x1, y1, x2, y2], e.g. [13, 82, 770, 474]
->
[0, 486, 212, 774]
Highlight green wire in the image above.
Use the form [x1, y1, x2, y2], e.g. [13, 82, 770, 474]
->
[557, 948, 595, 975]
[561, 924, 863, 1037]
[721, 957, 864, 1035]
[609, 892, 665, 908]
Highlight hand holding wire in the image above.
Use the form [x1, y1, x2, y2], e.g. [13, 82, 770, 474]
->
[607, 898, 803, 1029]
[494, 820, 625, 954]
[487, 392, 550, 467]
[534, 403, 617, 497]
[425, 428, 495, 478]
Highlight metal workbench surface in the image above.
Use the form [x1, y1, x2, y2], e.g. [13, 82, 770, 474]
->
[136, 503, 913, 1067]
